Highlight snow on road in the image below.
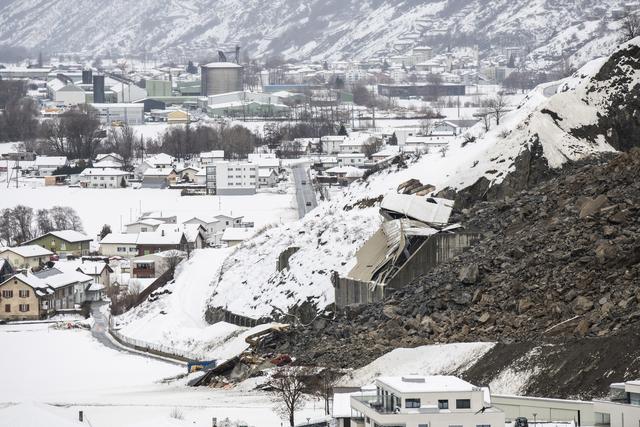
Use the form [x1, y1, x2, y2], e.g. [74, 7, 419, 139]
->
[0, 187, 296, 237]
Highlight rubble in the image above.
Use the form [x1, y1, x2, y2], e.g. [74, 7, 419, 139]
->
[264, 149, 640, 396]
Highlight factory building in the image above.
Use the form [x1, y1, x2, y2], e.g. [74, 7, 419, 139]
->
[200, 62, 243, 96]
[90, 103, 145, 126]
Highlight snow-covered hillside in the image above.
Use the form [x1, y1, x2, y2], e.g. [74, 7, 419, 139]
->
[0, 0, 624, 66]
[206, 38, 639, 320]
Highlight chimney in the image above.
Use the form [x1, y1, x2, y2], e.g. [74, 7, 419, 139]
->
[161, 230, 165, 237]
[79, 411, 84, 422]
[21, 269, 28, 277]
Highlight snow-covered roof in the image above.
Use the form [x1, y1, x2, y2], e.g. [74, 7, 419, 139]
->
[77, 261, 111, 275]
[80, 167, 129, 176]
[34, 156, 68, 167]
[126, 218, 164, 227]
[137, 231, 185, 245]
[96, 153, 123, 162]
[377, 375, 475, 393]
[93, 159, 124, 168]
[200, 150, 225, 158]
[258, 168, 277, 178]
[221, 227, 256, 242]
[325, 166, 365, 178]
[48, 230, 92, 243]
[100, 233, 139, 245]
[87, 282, 106, 292]
[183, 216, 219, 225]
[0, 245, 53, 258]
[144, 153, 174, 166]
[34, 268, 92, 289]
[143, 167, 175, 177]
[380, 194, 453, 226]
[202, 61, 242, 68]
[1, 271, 49, 291]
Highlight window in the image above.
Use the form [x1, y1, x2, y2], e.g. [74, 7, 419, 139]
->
[19, 304, 30, 312]
[419, 424, 429, 427]
[405, 398, 421, 408]
[456, 399, 471, 409]
[2, 290, 13, 298]
[4, 304, 10, 313]
[19, 290, 29, 298]
[476, 424, 491, 427]
[117, 247, 126, 252]
[438, 400, 449, 409]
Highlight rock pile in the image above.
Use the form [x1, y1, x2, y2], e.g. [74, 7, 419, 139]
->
[268, 149, 640, 370]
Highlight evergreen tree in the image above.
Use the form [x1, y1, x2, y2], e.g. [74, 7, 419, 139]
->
[337, 123, 348, 136]
[389, 132, 398, 146]
[99, 224, 112, 240]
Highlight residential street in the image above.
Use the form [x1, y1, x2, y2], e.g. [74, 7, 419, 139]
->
[291, 163, 318, 218]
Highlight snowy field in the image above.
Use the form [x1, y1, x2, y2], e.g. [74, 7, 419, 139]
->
[0, 186, 297, 237]
[0, 324, 324, 427]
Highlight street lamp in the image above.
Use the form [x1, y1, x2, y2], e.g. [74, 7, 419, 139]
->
[533, 413, 537, 427]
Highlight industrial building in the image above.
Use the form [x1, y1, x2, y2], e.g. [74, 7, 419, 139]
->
[203, 90, 289, 118]
[90, 103, 145, 125]
[377, 83, 466, 98]
[200, 62, 243, 96]
[145, 79, 172, 97]
[46, 78, 86, 105]
[205, 161, 257, 195]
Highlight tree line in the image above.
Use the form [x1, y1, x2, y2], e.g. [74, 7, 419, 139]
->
[0, 206, 84, 246]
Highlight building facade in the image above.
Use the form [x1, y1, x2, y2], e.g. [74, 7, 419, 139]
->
[206, 161, 257, 195]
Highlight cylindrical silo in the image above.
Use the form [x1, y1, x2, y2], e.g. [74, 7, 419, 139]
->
[200, 62, 243, 96]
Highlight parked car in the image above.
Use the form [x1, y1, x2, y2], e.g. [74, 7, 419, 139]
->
[514, 417, 528, 427]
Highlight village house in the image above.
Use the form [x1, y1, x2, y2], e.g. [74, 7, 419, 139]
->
[177, 166, 202, 183]
[320, 135, 348, 154]
[34, 156, 69, 176]
[34, 268, 93, 309]
[347, 375, 505, 427]
[141, 167, 177, 189]
[221, 227, 256, 247]
[199, 150, 225, 165]
[135, 153, 175, 178]
[183, 216, 220, 242]
[136, 230, 189, 256]
[0, 245, 53, 270]
[99, 233, 139, 257]
[155, 223, 206, 251]
[131, 251, 185, 279]
[337, 153, 367, 167]
[79, 168, 130, 188]
[0, 272, 55, 321]
[95, 153, 124, 165]
[125, 218, 164, 234]
[258, 168, 278, 188]
[76, 259, 113, 287]
[23, 230, 92, 257]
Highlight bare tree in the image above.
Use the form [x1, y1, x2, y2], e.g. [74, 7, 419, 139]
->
[164, 250, 184, 272]
[363, 137, 383, 159]
[35, 209, 54, 235]
[621, 10, 640, 42]
[110, 124, 135, 168]
[11, 205, 34, 244]
[420, 117, 435, 136]
[310, 369, 340, 415]
[486, 93, 508, 126]
[268, 367, 309, 427]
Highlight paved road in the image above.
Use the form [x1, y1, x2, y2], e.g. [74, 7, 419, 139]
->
[90, 302, 183, 366]
[292, 163, 318, 218]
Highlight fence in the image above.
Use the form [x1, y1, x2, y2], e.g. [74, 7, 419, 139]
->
[108, 316, 206, 362]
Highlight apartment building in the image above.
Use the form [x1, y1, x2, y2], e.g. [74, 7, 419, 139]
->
[349, 375, 504, 427]
[593, 381, 640, 427]
[206, 161, 258, 195]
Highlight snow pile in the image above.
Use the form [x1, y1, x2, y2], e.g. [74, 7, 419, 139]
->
[115, 248, 278, 360]
[211, 201, 382, 318]
[339, 342, 495, 387]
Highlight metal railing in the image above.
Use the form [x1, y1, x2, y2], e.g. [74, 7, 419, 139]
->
[108, 316, 206, 362]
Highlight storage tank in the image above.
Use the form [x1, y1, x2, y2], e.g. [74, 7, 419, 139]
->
[93, 74, 105, 103]
[82, 69, 93, 85]
[201, 62, 243, 96]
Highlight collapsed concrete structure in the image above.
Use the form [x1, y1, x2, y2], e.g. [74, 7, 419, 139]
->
[334, 186, 480, 309]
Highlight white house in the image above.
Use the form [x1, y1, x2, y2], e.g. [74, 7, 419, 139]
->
[200, 150, 225, 165]
[594, 381, 640, 427]
[221, 227, 256, 247]
[79, 168, 129, 188]
[34, 156, 69, 176]
[337, 153, 366, 167]
[258, 169, 278, 188]
[320, 135, 348, 154]
[125, 219, 164, 234]
[99, 233, 139, 258]
[183, 216, 220, 244]
[206, 161, 258, 195]
[349, 375, 505, 427]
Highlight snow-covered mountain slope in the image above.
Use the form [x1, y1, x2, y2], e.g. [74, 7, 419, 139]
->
[0, 0, 623, 66]
[207, 38, 640, 320]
